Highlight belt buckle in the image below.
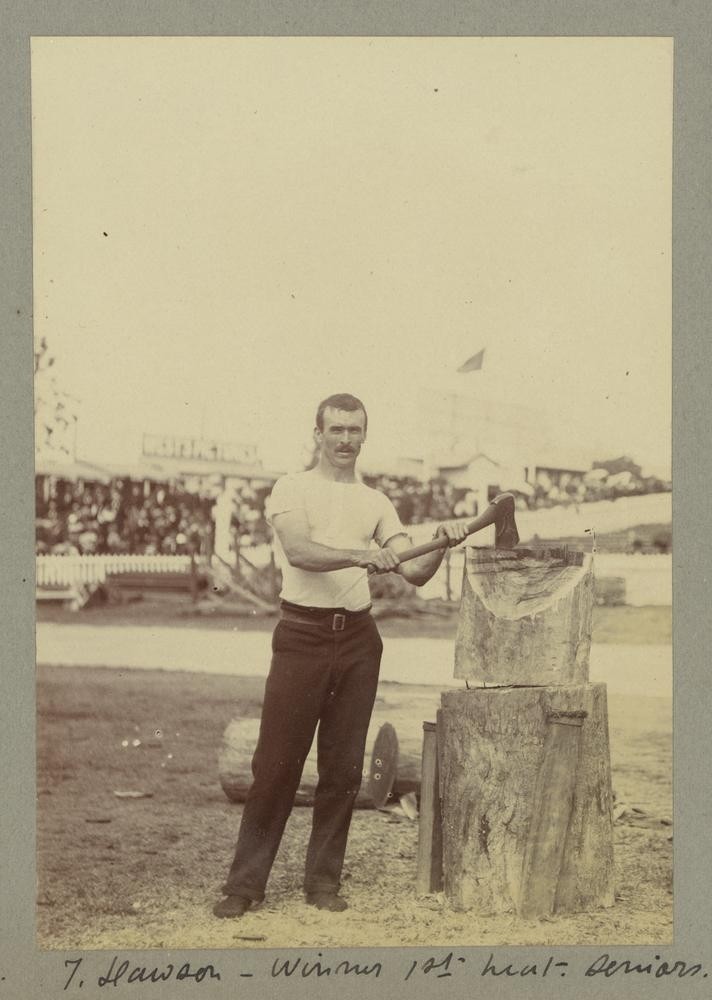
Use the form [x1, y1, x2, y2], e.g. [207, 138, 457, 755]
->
[332, 613, 346, 632]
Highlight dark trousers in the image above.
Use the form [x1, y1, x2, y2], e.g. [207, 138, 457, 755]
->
[223, 612, 383, 901]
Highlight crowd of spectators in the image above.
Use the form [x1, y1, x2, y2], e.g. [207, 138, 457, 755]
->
[35, 474, 274, 557]
[362, 464, 671, 520]
[529, 459, 671, 510]
[229, 482, 272, 548]
[36, 456, 671, 557]
[35, 472, 471, 559]
[360, 474, 469, 524]
[35, 476, 216, 557]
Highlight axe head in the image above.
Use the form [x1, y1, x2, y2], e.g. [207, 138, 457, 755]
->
[491, 492, 520, 549]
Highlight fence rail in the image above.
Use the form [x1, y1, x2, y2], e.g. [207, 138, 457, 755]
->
[36, 554, 193, 588]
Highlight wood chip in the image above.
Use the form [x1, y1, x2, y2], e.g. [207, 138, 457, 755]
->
[399, 791, 419, 821]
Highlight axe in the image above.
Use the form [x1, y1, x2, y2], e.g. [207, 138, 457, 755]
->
[390, 491, 519, 567]
[335, 492, 519, 605]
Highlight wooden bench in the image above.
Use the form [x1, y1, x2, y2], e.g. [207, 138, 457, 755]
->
[36, 583, 85, 610]
[106, 570, 206, 598]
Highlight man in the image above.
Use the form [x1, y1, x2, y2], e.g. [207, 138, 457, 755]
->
[213, 393, 467, 918]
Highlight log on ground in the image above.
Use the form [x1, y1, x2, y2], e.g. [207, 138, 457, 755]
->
[218, 687, 441, 808]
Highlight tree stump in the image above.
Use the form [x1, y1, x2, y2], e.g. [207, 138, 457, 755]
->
[438, 684, 615, 915]
[454, 547, 594, 686]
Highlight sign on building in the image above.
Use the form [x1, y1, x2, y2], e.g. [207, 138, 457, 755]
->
[142, 434, 259, 466]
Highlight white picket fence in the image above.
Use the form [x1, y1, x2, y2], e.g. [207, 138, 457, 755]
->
[36, 554, 192, 589]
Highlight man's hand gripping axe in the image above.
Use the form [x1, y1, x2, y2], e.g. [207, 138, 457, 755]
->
[392, 491, 519, 567]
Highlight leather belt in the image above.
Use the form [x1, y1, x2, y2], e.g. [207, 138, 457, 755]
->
[279, 602, 372, 632]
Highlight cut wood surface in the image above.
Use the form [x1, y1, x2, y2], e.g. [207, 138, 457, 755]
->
[519, 711, 585, 918]
[454, 547, 594, 686]
[438, 684, 615, 915]
[368, 722, 399, 809]
[218, 684, 442, 808]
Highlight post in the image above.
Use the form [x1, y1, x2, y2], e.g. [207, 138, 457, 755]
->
[234, 531, 242, 581]
[416, 720, 443, 894]
[269, 543, 279, 602]
[189, 551, 198, 602]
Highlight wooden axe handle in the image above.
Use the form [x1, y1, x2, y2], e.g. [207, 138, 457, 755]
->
[391, 493, 516, 567]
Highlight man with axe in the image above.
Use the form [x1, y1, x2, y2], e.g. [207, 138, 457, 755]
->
[213, 392, 517, 918]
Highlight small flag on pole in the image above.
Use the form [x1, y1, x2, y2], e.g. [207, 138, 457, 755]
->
[457, 348, 485, 373]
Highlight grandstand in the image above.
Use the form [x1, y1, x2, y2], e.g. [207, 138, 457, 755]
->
[35, 443, 671, 609]
[34, 435, 281, 608]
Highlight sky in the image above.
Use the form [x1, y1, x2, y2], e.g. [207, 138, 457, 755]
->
[32, 36, 672, 478]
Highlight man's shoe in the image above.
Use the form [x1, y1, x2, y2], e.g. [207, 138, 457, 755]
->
[305, 892, 348, 912]
[212, 894, 252, 919]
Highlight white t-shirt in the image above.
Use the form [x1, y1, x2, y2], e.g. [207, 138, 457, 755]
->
[267, 470, 407, 611]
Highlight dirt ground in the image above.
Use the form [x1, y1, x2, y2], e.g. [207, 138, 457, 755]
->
[36, 605, 672, 950]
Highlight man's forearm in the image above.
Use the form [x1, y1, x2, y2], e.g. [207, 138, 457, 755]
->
[284, 538, 362, 573]
[398, 546, 446, 587]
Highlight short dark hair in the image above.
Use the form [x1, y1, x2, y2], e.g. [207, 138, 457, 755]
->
[315, 393, 368, 432]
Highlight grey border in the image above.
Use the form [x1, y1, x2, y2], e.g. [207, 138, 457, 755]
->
[2, 2, 710, 998]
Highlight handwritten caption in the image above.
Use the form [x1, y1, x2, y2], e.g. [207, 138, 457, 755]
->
[47, 950, 708, 991]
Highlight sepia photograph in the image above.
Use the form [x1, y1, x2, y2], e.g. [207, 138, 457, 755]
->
[31, 35, 673, 953]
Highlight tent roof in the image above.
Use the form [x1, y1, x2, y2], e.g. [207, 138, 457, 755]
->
[34, 456, 113, 483]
